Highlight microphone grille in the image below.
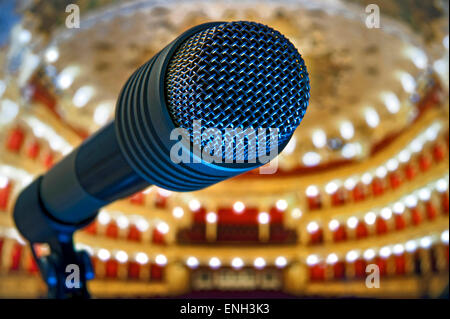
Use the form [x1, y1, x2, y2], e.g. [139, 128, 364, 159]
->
[165, 21, 310, 162]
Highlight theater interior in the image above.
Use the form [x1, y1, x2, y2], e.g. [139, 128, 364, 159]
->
[0, 0, 448, 298]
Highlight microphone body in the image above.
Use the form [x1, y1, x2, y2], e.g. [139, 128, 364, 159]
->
[14, 21, 310, 243]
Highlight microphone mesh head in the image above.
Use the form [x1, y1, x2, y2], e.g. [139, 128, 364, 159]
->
[165, 21, 310, 162]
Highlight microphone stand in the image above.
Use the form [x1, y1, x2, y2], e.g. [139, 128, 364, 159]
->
[30, 230, 94, 299]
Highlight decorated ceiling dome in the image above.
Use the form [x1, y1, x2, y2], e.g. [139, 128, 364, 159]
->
[0, 0, 448, 298]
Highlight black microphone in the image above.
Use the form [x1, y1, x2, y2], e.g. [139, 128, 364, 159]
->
[14, 21, 310, 243]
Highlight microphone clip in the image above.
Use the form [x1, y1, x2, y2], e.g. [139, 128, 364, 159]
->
[31, 234, 94, 299]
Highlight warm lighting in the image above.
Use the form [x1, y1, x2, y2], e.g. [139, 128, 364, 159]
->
[375, 166, 387, 179]
[291, 208, 302, 219]
[45, 46, 59, 63]
[0, 80, 5, 97]
[405, 240, 417, 252]
[340, 121, 354, 140]
[143, 186, 153, 194]
[115, 250, 128, 263]
[325, 181, 339, 194]
[380, 207, 392, 220]
[303, 152, 321, 167]
[188, 199, 201, 211]
[441, 230, 449, 244]
[276, 199, 288, 211]
[347, 217, 358, 229]
[433, 59, 448, 77]
[258, 212, 270, 224]
[116, 215, 129, 229]
[136, 252, 149, 265]
[155, 254, 168, 266]
[283, 136, 297, 154]
[306, 254, 319, 266]
[419, 237, 432, 249]
[0, 99, 19, 125]
[233, 201, 245, 213]
[386, 159, 399, 172]
[364, 107, 380, 128]
[344, 177, 357, 190]
[381, 92, 400, 114]
[404, 195, 418, 208]
[98, 249, 111, 261]
[75, 244, 93, 256]
[306, 185, 319, 197]
[328, 219, 340, 231]
[157, 188, 172, 197]
[186, 257, 199, 269]
[326, 253, 338, 264]
[231, 257, 244, 269]
[172, 207, 184, 219]
[206, 212, 218, 224]
[254, 257, 266, 269]
[97, 211, 111, 225]
[94, 102, 113, 125]
[404, 46, 428, 69]
[1, 7, 447, 301]
[393, 244, 404, 255]
[425, 122, 441, 141]
[361, 173, 373, 185]
[341, 143, 361, 159]
[18, 29, 31, 43]
[409, 138, 423, 153]
[393, 202, 405, 214]
[364, 212, 377, 225]
[399, 72, 416, 93]
[136, 218, 149, 232]
[436, 178, 449, 193]
[346, 250, 359, 262]
[209, 257, 221, 269]
[379, 246, 391, 258]
[312, 129, 327, 148]
[73, 86, 95, 108]
[156, 222, 170, 234]
[57, 66, 79, 89]
[363, 249, 376, 260]
[0, 175, 9, 188]
[275, 256, 287, 268]
[307, 221, 319, 233]
[398, 149, 411, 163]
[418, 188, 431, 201]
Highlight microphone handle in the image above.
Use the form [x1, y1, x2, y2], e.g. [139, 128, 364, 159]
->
[14, 121, 149, 243]
[40, 121, 149, 225]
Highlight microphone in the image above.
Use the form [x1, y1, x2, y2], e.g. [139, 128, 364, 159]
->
[14, 21, 310, 243]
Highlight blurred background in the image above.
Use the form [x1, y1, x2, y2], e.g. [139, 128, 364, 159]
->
[0, 0, 448, 298]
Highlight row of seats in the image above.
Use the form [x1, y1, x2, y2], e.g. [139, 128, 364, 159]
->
[177, 224, 297, 244]
[307, 244, 449, 282]
[306, 137, 448, 211]
[307, 190, 449, 245]
[0, 236, 166, 282]
[83, 220, 168, 245]
[4, 126, 57, 169]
